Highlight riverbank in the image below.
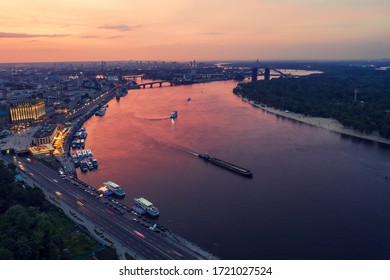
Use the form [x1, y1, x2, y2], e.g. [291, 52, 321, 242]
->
[241, 97, 390, 145]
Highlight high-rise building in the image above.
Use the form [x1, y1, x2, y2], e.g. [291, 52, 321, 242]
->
[251, 68, 258, 82]
[8, 99, 46, 123]
[264, 68, 270, 80]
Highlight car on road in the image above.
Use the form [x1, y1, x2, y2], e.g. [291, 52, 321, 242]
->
[134, 230, 145, 239]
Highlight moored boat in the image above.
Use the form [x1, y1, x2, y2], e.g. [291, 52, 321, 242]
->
[80, 161, 88, 172]
[95, 107, 106, 116]
[86, 159, 94, 170]
[103, 181, 125, 197]
[134, 197, 159, 217]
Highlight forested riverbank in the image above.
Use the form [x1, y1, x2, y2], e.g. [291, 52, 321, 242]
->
[0, 160, 99, 259]
[234, 68, 390, 139]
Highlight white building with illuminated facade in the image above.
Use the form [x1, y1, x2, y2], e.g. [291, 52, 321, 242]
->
[32, 123, 59, 146]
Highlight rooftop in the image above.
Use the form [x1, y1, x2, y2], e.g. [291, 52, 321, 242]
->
[33, 123, 56, 139]
[136, 197, 153, 207]
[104, 181, 121, 189]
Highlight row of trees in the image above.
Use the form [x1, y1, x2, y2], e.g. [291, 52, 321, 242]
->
[234, 73, 390, 138]
[0, 160, 99, 259]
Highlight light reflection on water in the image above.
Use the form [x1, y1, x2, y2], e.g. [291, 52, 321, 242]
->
[78, 80, 390, 260]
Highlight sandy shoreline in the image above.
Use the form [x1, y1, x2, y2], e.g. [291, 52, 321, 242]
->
[240, 97, 390, 145]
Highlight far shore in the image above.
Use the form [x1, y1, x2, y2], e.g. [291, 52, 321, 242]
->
[240, 97, 390, 146]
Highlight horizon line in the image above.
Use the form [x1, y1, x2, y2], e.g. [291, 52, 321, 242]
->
[1, 58, 390, 65]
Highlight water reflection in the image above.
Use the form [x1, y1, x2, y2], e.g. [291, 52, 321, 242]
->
[79, 80, 390, 260]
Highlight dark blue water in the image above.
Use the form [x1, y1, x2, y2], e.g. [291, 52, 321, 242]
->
[78, 81, 390, 259]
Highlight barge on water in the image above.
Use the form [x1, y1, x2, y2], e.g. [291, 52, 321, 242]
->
[198, 153, 253, 178]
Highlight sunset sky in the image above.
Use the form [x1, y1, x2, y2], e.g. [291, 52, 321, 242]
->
[0, 0, 389, 63]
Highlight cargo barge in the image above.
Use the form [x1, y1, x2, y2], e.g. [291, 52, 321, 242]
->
[198, 153, 253, 178]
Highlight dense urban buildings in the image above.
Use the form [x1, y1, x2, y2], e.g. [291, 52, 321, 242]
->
[0, 60, 261, 156]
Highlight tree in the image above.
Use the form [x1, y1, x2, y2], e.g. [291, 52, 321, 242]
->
[233, 74, 390, 138]
[0, 248, 14, 260]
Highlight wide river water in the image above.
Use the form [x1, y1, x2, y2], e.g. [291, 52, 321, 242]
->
[78, 80, 390, 260]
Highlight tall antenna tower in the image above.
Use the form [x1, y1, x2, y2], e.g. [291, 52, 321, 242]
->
[354, 89, 358, 102]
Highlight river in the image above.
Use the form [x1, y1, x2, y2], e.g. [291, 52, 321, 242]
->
[77, 80, 390, 260]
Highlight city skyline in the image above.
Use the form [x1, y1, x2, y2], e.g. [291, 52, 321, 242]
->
[0, 0, 389, 63]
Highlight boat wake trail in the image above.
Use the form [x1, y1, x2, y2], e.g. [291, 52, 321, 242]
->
[151, 139, 198, 156]
[148, 138, 253, 178]
[165, 143, 198, 156]
[187, 150, 198, 156]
